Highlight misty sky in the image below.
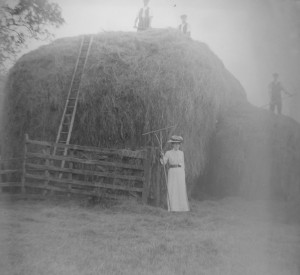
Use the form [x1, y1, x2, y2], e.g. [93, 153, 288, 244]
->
[7, 0, 300, 115]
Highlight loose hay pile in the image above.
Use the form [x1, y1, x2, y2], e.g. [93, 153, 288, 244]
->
[1, 29, 246, 187]
[196, 102, 300, 202]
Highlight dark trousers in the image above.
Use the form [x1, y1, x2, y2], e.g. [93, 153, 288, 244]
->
[137, 18, 150, 31]
[270, 99, 282, 114]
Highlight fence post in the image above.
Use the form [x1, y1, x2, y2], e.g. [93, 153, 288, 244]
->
[155, 163, 161, 206]
[43, 147, 50, 196]
[21, 134, 28, 193]
[142, 148, 151, 203]
[68, 149, 74, 197]
[0, 155, 2, 185]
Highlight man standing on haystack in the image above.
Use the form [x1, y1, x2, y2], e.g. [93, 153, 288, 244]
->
[134, 0, 153, 31]
[160, 135, 190, 212]
[268, 73, 290, 114]
[178, 14, 191, 37]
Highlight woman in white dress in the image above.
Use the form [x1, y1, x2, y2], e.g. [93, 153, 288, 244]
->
[160, 135, 190, 212]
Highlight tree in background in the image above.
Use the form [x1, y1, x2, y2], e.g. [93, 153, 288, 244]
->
[0, 0, 64, 71]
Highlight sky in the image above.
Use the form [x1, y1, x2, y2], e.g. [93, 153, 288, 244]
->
[6, 0, 300, 113]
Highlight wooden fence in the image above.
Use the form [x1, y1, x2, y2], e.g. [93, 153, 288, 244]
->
[0, 134, 171, 206]
[2, 134, 151, 202]
[0, 156, 23, 190]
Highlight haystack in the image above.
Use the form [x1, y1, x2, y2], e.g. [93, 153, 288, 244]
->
[196, 101, 300, 201]
[1, 29, 246, 189]
[3, 29, 299, 201]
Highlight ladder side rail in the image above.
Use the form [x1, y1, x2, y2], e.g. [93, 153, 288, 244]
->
[53, 37, 85, 154]
[55, 36, 84, 143]
[64, 35, 94, 149]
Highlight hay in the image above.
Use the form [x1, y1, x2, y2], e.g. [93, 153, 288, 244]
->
[197, 102, 300, 201]
[2, 29, 247, 187]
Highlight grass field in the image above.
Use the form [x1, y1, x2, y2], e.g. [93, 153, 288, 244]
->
[0, 194, 299, 275]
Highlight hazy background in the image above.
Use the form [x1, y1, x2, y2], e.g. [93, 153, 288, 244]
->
[2, 0, 300, 120]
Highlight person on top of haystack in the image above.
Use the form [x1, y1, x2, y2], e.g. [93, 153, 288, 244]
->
[178, 14, 191, 37]
[268, 73, 291, 114]
[160, 135, 190, 212]
[134, 0, 153, 31]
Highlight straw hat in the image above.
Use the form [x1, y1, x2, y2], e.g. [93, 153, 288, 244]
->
[167, 135, 183, 143]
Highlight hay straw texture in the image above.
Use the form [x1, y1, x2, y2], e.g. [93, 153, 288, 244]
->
[196, 102, 300, 200]
[2, 29, 247, 186]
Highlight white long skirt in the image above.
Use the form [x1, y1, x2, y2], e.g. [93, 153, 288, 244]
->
[167, 167, 190, 212]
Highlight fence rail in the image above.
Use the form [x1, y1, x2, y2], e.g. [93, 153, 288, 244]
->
[25, 163, 145, 182]
[26, 152, 144, 170]
[0, 166, 22, 188]
[25, 173, 143, 192]
[26, 139, 147, 159]
[0, 169, 22, 175]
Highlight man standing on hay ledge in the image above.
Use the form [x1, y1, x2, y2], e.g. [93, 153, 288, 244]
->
[160, 136, 190, 212]
[178, 14, 191, 37]
[268, 72, 290, 115]
[134, 0, 153, 31]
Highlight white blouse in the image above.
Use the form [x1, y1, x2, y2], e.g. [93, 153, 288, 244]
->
[161, 149, 185, 169]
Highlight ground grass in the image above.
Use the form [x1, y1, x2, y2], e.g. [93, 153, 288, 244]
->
[0, 195, 299, 275]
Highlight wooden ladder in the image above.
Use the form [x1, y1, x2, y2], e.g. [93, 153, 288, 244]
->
[53, 35, 93, 157]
